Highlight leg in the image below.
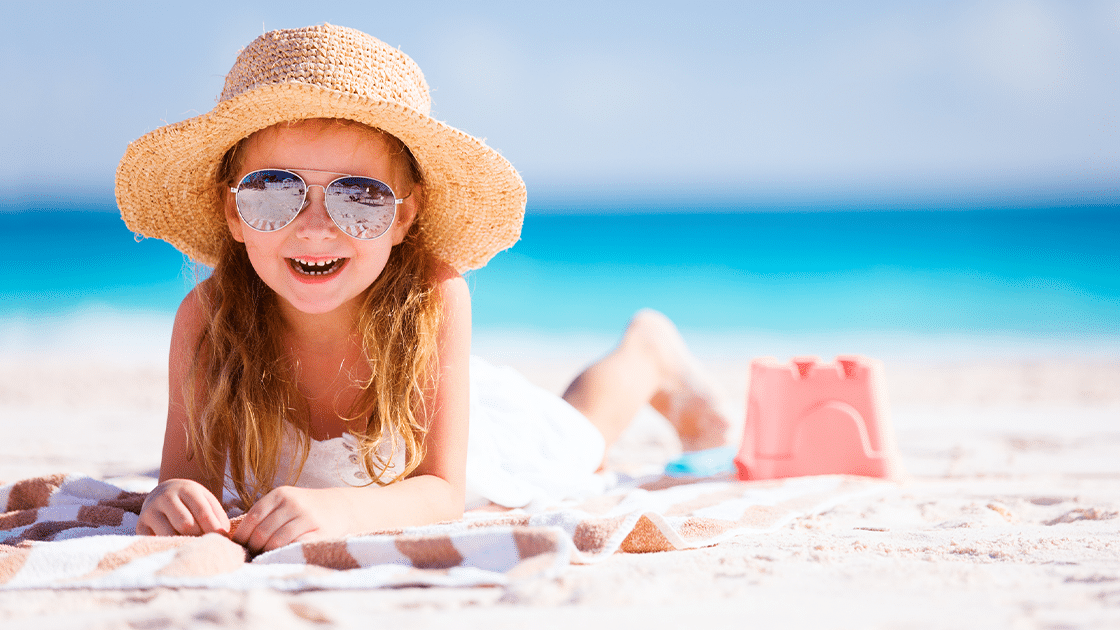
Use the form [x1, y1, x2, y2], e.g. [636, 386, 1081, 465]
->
[562, 309, 731, 454]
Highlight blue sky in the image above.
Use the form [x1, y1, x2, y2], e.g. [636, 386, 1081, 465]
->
[4, 0, 1119, 208]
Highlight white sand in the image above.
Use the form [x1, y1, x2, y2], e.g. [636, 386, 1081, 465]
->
[1, 313, 1118, 629]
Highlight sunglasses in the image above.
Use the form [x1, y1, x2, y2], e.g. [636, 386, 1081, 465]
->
[230, 168, 406, 240]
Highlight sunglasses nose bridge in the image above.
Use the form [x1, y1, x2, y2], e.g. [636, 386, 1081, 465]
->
[300, 183, 331, 212]
[304, 182, 327, 200]
[293, 183, 340, 235]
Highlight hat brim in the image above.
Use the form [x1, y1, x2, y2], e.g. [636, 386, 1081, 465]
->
[116, 82, 525, 272]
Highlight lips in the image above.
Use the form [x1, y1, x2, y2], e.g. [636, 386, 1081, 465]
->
[288, 257, 348, 277]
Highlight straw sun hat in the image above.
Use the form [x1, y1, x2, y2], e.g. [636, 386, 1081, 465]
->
[116, 23, 525, 272]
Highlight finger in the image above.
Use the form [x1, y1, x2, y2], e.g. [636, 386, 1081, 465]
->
[205, 492, 232, 533]
[138, 511, 175, 537]
[231, 501, 277, 549]
[291, 529, 321, 544]
[244, 509, 300, 554]
[290, 529, 325, 547]
[181, 490, 230, 535]
[230, 504, 263, 546]
[262, 517, 319, 552]
[248, 512, 290, 553]
[160, 499, 203, 536]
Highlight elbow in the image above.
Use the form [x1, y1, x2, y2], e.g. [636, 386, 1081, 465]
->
[416, 474, 464, 523]
[441, 479, 466, 521]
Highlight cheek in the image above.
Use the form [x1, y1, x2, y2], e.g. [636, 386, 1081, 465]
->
[355, 242, 396, 284]
[388, 221, 411, 246]
[239, 233, 286, 277]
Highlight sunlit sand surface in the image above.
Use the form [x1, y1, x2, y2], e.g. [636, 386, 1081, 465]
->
[1, 314, 1118, 628]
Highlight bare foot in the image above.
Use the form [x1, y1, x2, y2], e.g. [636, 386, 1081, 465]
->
[626, 310, 733, 451]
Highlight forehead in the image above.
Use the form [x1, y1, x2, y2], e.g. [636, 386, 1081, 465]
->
[238, 119, 400, 179]
[244, 119, 391, 156]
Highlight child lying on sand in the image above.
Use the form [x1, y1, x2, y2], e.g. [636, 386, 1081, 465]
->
[116, 24, 731, 553]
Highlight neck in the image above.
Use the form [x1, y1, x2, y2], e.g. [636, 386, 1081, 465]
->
[277, 297, 361, 352]
[276, 297, 369, 441]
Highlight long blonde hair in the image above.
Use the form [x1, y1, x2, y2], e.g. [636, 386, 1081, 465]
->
[189, 120, 442, 508]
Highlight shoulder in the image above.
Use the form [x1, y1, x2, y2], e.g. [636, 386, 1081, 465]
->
[428, 260, 471, 347]
[170, 282, 212, 358]
[431, 260, 470, 313]
[174, 283, 209, 333]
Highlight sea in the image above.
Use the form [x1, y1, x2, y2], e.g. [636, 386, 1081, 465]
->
[2, 201, 1118, 360]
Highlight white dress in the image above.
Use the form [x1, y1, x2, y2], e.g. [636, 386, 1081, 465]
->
[271, 357, 608, 511]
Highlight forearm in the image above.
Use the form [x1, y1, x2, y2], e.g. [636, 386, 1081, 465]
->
[232, 473, 465, 551]
[348, 474, 465, 531]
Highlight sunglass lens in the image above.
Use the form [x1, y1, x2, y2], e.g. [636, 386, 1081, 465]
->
[235, 170, 305, 231]
[326, 177, 397, 239]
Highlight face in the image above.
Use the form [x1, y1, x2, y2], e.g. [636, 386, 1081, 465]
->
[224, 120, 420, 319]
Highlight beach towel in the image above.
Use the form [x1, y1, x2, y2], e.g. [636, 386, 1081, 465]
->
[0, 473, 887, 590]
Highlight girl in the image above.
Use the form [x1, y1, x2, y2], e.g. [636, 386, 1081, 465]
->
[118, 24, 729, 553]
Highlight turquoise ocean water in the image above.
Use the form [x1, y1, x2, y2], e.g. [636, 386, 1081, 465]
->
[1, 202, 1118, 344]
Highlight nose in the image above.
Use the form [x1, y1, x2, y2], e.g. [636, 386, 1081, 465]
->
[293, 185, 339, 239]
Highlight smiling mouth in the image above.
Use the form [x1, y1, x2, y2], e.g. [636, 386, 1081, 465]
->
[288, 257, 347, 277]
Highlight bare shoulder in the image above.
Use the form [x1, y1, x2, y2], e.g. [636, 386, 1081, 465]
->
[429, 260, 471, 361]
[169, 282, 211, 366]
[162, 282, 217, 487]
[174, 283, 208, 328]
[431, 259, 464, 287]
[431, 260, 470, 316]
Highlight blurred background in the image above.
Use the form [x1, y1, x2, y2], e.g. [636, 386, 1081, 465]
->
[1, 0, 1118, 359]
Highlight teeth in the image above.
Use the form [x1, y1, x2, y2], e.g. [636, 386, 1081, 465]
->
[291, 257, 344, 276]
[294, 258, 340, 267]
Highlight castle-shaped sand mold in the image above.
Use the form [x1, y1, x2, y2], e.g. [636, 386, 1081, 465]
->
[735, 355, 905, 481]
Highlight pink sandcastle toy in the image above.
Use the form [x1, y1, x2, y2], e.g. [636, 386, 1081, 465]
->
[735, 355, 904, 481]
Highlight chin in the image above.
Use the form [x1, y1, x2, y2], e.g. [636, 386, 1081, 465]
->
[286, 293, 364, 317]
[294, 301, 347, 316]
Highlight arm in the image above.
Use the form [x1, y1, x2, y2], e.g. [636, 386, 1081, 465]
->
[232, 267, 472, 552]
[401, 262, 472, 516]
[136, 286, 231, 536]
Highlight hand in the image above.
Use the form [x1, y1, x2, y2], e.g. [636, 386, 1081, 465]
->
[231, 486, 358, 553]
[137, 478, 230, 537]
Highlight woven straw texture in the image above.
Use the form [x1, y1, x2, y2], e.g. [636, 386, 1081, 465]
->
[116, 24, 525, 272]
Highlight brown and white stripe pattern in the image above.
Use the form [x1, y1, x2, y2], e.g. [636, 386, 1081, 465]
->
[0, 473, 886, 590]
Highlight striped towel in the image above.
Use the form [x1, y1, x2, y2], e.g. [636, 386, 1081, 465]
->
[0, 473, 886, 590]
